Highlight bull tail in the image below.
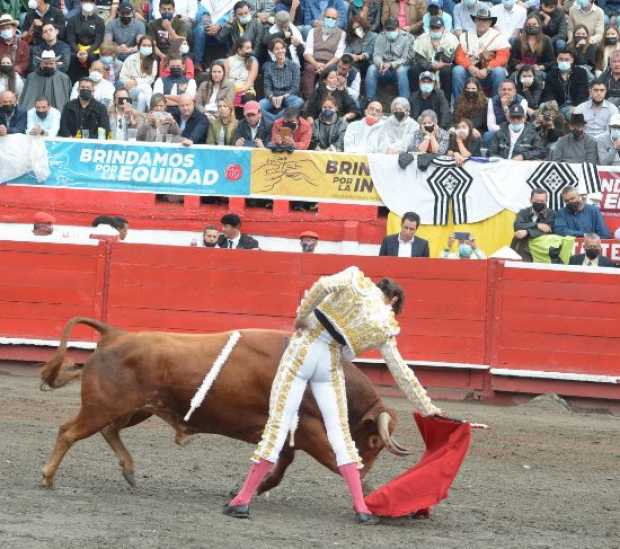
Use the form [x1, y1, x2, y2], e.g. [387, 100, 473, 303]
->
[40, 317, 118, 391]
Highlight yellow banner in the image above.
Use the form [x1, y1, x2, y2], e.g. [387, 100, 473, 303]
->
[250, 150, 382, 203]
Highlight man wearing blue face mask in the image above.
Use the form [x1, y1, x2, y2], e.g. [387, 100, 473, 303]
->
[541, 49, 589, 118]
[488, 103, 546, 160]
[422, 0, 452, 33]
[302, 0, 348, 29]
[567, 0, 604, 46]
[490, 0, 526, 41]
[409, 71, 451, 127]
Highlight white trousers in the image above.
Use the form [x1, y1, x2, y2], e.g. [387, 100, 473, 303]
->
[253, 320, 362, 468]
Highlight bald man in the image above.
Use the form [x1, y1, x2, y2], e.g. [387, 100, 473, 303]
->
[173, 94, 208, 146]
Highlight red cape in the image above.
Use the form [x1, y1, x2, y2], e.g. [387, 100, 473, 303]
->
[364, 414, 472, 517]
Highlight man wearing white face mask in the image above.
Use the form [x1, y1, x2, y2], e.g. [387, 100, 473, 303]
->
[0, 14, 30, 77]
[567, 0, 604, 46]
[65, 0, 105, 61]
[490, 0, 526, 41]
[69, 59, 115, 106]
[217, 1, 265, 61]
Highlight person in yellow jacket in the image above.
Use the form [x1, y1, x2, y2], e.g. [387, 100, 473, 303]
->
[225, 266, 443, 524]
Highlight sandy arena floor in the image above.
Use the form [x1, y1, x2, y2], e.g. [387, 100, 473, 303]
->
[0, 363, 619, 549]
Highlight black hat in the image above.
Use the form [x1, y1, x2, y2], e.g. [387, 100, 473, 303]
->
[471, 7, 498, 26]
[569, 113, 586, 126]
[508, 104, 525, 118]
[119, 1, 133, 14]
[384, 16, 399, 31]
[429, 15, 444, 28]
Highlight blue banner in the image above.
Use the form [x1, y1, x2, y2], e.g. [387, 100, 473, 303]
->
[10, 138, 251, 196]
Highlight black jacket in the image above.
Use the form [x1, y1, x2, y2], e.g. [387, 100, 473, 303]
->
[58, 98, 110, 137]
[513, 206, 556, 238]
[568, 254, 616, 267]
[410, 89, 451, 129]
[173, 108, 208, 144]
[0, 106, 27, 134]
[303, 84, 360, 119]
[217, 233, 259, 249]
[509, 36, 555, 73]
[541, 66, 589, 108]
[217, 18, 264, 59]
[233, 118, 271, 147]
[489, 122, 546, 160]
[379, 234, 430, 258]
[542, 7, 567, 42]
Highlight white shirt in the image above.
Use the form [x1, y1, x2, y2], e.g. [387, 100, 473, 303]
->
[508, 126, 524, 158]
[268, 23, 305, 65]
[398, 237, 413, 258]
[226, 233, 241, 248]
[70, 78, 116, 108]
[486, 97, 529, 133]
[490, 3, 527, 40]
[26, 107, 61, 137]
[305, 28, 346, 59]
[453, 1, 491, 33]
[343, 118, 384, 153]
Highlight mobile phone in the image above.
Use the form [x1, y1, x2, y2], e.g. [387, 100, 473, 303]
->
[454, 231, 470, 241]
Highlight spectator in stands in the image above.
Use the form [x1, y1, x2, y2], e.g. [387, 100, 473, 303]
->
[512, 188, 555, 262]
[299, 230, 319, 253]
[32, 211, 55, 236]
[98, 42, 123, 83]
[551, 112, 598, 162]
[70, 59, 115, 107]
[271, 106, 312, 150]
[365, 17, 412, 103]
[344, 100, 383, 152]
[203, 225, 220, 247]
[515, 65, 543, 116]
[0, 14, 29, 77]
[108, 87, 140, 140]
[260, 37, 303, 126]
[447, 118, 482, 165]
[147, 0, 187, 59]
[485, 78, 528, 144]
[22, 0, 65, 48]
[326, 54, 361, 105]
[600, 50, 620, 108]
[567, 0, 604, 46]
[302, 0, 348, 29]
[408, 109, 450, 153]
[206, 99, 237, 145]
[218, 213, 259, 249]
[348, 0, 380, 33]
[595, 26, 620, 76]
[441, 233, 486, 259]
[20, 50, 71, 111]
[151, 0, 197, 32]
[92, 215, 129, 240]
[573, 78, 619, 138]
[234, 100, 269, 148]
[310, 95, 347, 151]
[596, 112, 620, 163]
[541, 49, 589, 118]
[0, 89, 26, 134]
[452, 7, 510, 101]
[195, 60, 235, 119]
[453, 0, 489, 37]
[30, 23, 71, 74]
[267, 10, 304, 66]
[423, 0, 453, 33]
[344, 15, 377, 76]
[453, 76, 488, 132]
[0, 56, 23, 98]
[65, 0, 105, 63]
[26, 96, 60, 136]
[540, 0, 567, 50]
[173, 94, 207, 145]
[381, 0, 425, 36]
[303, 68, 359, 121]
[379, 211, 430, 258]
[302, 7, 346, 99]
[58, 77, 110, 138]
[119, 35, 158, 113]
[569, 233, 616, 267]
[509, 13, 555, 78]
[567, 24, 597, 78]
[534, 100, 567, 149]
[490, 0, 526, 41]
[153, 56, 196, 110]
[489, 103, 546, 159]
[411, 15, 458, 100]
[104, 2, 145, 62]
[555, 185, 611, 238]
[217, 1, 264, 60]
[136, 93, 181, 141]
[225, 37, 259, 107]
[375, 96, 419, 152]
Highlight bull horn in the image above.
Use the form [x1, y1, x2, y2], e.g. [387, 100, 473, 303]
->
[377, 411, 414, 456]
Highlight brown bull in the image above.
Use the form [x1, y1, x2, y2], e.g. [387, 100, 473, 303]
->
[40, 317, 411, 492]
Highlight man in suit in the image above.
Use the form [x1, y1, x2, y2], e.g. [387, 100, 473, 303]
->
[379, 211, 430, 258]
[511, 188, 556, 261]
[569, 233, 616, 267]
[174, 94, 208, 146]
[217, 213, 259, 249]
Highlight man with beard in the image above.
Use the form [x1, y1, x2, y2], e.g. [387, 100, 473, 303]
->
[573, 79, 619, 139]
[20, 50, 71, 111]
[26, 96, 61, 136]
[30, 23, 72, 73]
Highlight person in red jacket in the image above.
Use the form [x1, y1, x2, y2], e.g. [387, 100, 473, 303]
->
[270, 107, 312, 150]
[0, 14, 30, 77]
[451, 7, 510, 102]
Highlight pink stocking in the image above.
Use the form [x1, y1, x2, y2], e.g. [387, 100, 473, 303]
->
[338, 463, 371, 514]
[229, 459, 273, 506]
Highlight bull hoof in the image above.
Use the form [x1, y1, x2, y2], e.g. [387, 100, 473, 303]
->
[40, 476, 54, 489]
[122, 470, 136, 489]
[175, 432, 194, 447]
[223, 503, 250, 519]
[355, 512, 380, 525]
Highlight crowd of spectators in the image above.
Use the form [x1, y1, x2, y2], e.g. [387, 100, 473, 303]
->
[0, 0, 620, 161]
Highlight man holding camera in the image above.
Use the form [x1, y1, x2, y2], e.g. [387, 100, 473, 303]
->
[441, 232, 486, 259]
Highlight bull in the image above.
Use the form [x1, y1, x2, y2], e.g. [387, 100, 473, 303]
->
[39, 317, 412, 493]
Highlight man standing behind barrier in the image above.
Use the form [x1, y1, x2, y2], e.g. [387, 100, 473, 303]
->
[217, 213, 259, 249]
[379, 211, 430, 258]
[568, 233, 617, 267]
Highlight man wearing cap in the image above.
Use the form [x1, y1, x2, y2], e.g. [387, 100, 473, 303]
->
[490, 0, 526, 41]
[488, 103, 545, 160]
[422, 0, 452, 33]
[234, 100, 270, 148]
[573, 79, 619, 139]
[30, 23, 72, 73]
[65, 0, 105, 60]
[33, 212, 55, 236]
[299, 230, 319, 253]
[104, 2, 146, 61]
[595, 113, 620, 165]
[453, 0, 491, 36]
[365, 17, 413, 103]
[412, 15, 458, 100]
[452, 7, 510, 101]
[0, 14, 30, 76]
[344, 100, 384, 152]
[22, 0, 65, 47]
[551, 112, 598, 162]
[410, 71, 451, 128]
[20, 50, 71, 110]
[0, 90, 26, 134]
